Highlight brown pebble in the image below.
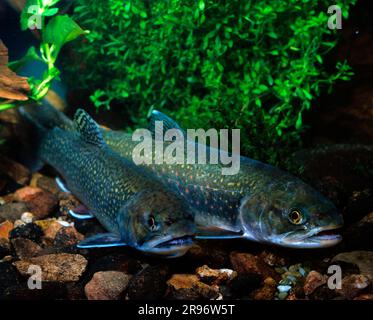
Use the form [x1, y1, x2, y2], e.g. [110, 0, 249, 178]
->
[0, 155, 30, 185]
[195, 265, 236, 285]
[11, 238, 42, 259]
[54, 226, 84, 247]
[30, 173, 60, 195]
[230, 251, 280, 281]
[303, 270, 328, 296]
[13, 253, 87, 282]
[166, 274, 220, 300]
[85, 271, 132, 300]
[13, 187, 57, 219]
[353, 293, 373, 300]
[251, 277, 277, 300]
[0, 220, 13, 239]
[337, 274, 370, 299]
[0, 202, 29, 222]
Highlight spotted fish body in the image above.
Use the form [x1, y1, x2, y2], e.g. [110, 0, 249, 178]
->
[102, 113, 344, 247]
[23, 106, 343, 248]
[21, 108, 195, 256]
[102, 131, 296, 233]
[40, 127, 149, 234]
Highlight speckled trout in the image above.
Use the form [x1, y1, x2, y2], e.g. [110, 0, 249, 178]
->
[20, 108, 195, 257]
[23, 105, 343, 248]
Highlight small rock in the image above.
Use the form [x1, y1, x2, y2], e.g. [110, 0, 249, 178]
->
[337, 274, 370, 300]
[0, 202, 29, 222]
[332, 251, 373, 281]
[278, 285, 292, 293]
[13, 186, 57, 219]
[0, 220, 13, 239]
[13, 253, 87, 282]
[259, 251, 286, 267]
[85, 271, 132, 300]
[166, 274, 220, 300]
[36, 219, 62, 240]
[251, 277, 277, 300]
[9, 223, 44, 244]
[286, 292, 298, 300]
[230, 251, 280, 281]
[304, 271, 328, 296]
[353, 293, 373, 300]
[196, 265, 236, 285]
[13, 219, 25, 228]
[11, 238, 42, 259]
[58, 193, 81, 216]
[53, 226, 84, 247]
[0, 155, 30, 186]
[21, 212, 34, 224]
[124, 265, 170, 300]
[277, 292, 288, 300]
[0, 238, 10, 258]
[30, 173, 60, 195]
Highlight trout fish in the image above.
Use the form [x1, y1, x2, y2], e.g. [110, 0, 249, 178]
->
[21, 108, 195, 257]
[24, 105, 343, 248]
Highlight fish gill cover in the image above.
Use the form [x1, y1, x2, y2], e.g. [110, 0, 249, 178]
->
[67, 0, 356, 164]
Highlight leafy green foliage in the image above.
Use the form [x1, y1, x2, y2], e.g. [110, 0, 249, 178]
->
[69, 0, 356, 163]
[0, 0, 86, 111]
[44, 15, 86, 55]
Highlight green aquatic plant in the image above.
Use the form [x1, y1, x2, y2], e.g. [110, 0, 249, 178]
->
[69, 0, 355, 163]
[0, 0, 86, 111]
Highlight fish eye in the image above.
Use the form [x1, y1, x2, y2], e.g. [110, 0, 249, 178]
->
[147, 215, 157, 231]
[288, 208, 303, 225]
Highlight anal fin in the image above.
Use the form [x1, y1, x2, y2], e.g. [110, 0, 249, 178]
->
[68, 209, 94, 220]
[55, 177, 70, 193]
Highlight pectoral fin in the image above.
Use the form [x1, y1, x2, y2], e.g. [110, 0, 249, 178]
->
[77, 233, 127, 248]
[195, 226, 244, 239]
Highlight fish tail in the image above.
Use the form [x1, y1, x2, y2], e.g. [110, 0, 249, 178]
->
[18, 103, 72, 172]
[19, 103, 74, 131]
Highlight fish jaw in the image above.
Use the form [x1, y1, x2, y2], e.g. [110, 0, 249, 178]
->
[139, 234, 195, 258]
[273, 224, 343, 248]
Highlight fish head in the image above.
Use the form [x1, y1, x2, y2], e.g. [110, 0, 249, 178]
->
[117, 190, 195, 257]
[239, 178, 343, 248]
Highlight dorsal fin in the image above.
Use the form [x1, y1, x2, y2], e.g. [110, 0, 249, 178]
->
[74, 109, 105, 147]
[147, 108, 185, 140]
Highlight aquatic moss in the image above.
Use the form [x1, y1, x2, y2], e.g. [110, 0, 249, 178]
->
[67, 0, 356, 164]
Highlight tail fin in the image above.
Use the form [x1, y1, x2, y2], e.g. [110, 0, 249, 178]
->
[18, 103, 73, 172]
[19, 103, 74, 131]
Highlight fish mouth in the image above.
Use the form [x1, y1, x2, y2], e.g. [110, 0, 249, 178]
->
[141, 235, 195, 257]
[281, 225, 343, 248]
[155, 235, 194, 248]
